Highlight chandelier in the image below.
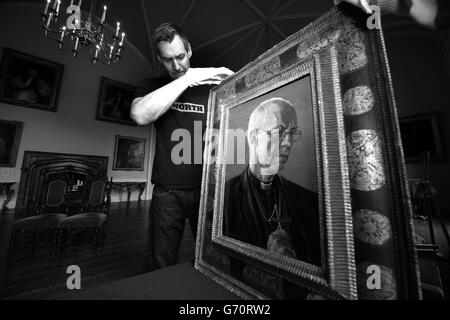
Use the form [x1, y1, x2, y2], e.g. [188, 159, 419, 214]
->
[41, 0, 125, 65]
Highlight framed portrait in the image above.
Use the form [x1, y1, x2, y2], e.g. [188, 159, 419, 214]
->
[96, 77, 137, 126]
[0, 119, 23, 167]
[399, 112, 444, 162]
[112, 135, 146, 171]
[0, 47, 63, 112]
[195, 4, 421, 300]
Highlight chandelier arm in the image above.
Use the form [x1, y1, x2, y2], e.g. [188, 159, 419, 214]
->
[40, 0, 124, 65]
[87, 0, 97, 23]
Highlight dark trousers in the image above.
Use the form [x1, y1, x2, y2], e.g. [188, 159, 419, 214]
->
[148, 184, 200, 271]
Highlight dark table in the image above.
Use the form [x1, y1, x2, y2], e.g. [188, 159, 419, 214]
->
[111, 181, 147, 203]
[0, 182, 15, 210]
[57, 261, 240, 300]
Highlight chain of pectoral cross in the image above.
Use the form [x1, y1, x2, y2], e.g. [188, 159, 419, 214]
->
[250, 180, 292, 226]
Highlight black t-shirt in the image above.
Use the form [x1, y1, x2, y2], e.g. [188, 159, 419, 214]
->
[139, 76, 212, 189]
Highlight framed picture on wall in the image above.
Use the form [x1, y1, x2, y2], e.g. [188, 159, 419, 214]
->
[399, 112, 445, 162]
[112, 135, 146, 171]
[0, 119, 23, 167]
[0, 47, 63, 112]
[96, 77, 137, 126]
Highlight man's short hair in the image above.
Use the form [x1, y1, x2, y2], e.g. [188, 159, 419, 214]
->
[152, 22, 190, 56]
[247, 97, 296, 142]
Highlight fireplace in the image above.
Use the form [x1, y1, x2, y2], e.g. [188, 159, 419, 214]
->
[16, 151, 108, 216]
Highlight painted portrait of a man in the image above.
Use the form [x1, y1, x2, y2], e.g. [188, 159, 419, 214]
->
[222, 76, 321, 267]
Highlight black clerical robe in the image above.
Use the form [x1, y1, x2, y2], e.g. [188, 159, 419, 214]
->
[223, 166, 321, 266]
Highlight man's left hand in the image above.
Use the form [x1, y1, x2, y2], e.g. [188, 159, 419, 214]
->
[334, 0, 373, 14]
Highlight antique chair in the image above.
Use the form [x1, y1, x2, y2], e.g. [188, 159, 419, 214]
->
[7, 169, 71, 259]
[58, 174, 112, 254]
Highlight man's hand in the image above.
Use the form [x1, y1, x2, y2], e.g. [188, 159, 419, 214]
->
[334, 0, 373, 14]
[184, 67, 234, 87]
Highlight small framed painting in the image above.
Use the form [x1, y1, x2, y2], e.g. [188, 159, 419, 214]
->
[0, 48, 63, 112]
[0, 119, 23, 167]
[113, 135, 146, 171]
[96, 77, 137, 126]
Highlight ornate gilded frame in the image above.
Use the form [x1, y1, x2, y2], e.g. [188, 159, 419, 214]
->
[195, 5, 420, 300]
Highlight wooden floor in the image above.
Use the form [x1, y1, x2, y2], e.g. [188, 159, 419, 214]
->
[0, 200, 196, 300]
[1, 200, 450, 299]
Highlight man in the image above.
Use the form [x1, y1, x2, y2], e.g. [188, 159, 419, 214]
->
[130, 23, 233, 270]
[223, 97, 321, 266]
[336, 0, 449, 29]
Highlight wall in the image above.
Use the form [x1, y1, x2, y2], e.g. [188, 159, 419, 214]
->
[384, 25, 450, 214]
[0, 3, 154, 207]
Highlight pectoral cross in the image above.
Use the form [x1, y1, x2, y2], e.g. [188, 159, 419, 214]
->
[267, 204, 291, 224]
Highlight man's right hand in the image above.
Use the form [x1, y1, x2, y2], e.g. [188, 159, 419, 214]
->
[184, 67, 234, 87]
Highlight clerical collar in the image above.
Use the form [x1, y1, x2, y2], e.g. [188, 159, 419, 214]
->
[260, 181, 272, 191]
[246, 166, 279, 192]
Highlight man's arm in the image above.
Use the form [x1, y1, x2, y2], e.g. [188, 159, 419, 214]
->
[130, 75, 188, 125]
[130, 67, 234, 125]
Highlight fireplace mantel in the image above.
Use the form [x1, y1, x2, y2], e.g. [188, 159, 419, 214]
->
[16, 151, 109, 215]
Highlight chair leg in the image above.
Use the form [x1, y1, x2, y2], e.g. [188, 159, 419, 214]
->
[29, 231, 38, 254]
[50, 229, 59, 256]
[56, 229, 64, 255]
[93, 227, 100, 255]
[31, 231, 38, 244]
[101, 223, 107, 242]
[7, 230, 17, 260]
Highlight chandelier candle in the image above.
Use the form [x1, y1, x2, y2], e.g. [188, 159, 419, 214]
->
[60, 26, 66, 41]
[115, 22, 120, 38]
[119, 32, 125, 46]
[44, 0, 50, 15]
[101, 6, 107, 24]
[95, 45, 100, 59]
[55, 0, 60, 15]
[46, 12, 53, 27]
[41, 0, 125, 65]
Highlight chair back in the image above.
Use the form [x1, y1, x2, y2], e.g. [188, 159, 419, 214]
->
[89, 180, 106, 206]
[82, 173, 112, 213]
[36, 170, 71, 215]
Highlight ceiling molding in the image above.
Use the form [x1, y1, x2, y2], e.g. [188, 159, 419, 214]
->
[250, 26, 265, 61]
[241, 0, 285, 39]
[272, 0, 296, 18]
[273, 12, 323, 21]
[210, 24, 261, 65]
[193, 21, 262, 51]
[140, 0, 157, 76]
[268, 0, 281, 18]
[269, 22, 286, 40]
[179, 0, 198, 28]
[241, 0, 268, 22]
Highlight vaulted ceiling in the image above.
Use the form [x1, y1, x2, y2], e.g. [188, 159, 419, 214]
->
[2, 0, 406, 78]
[103, 0, 336, 75]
